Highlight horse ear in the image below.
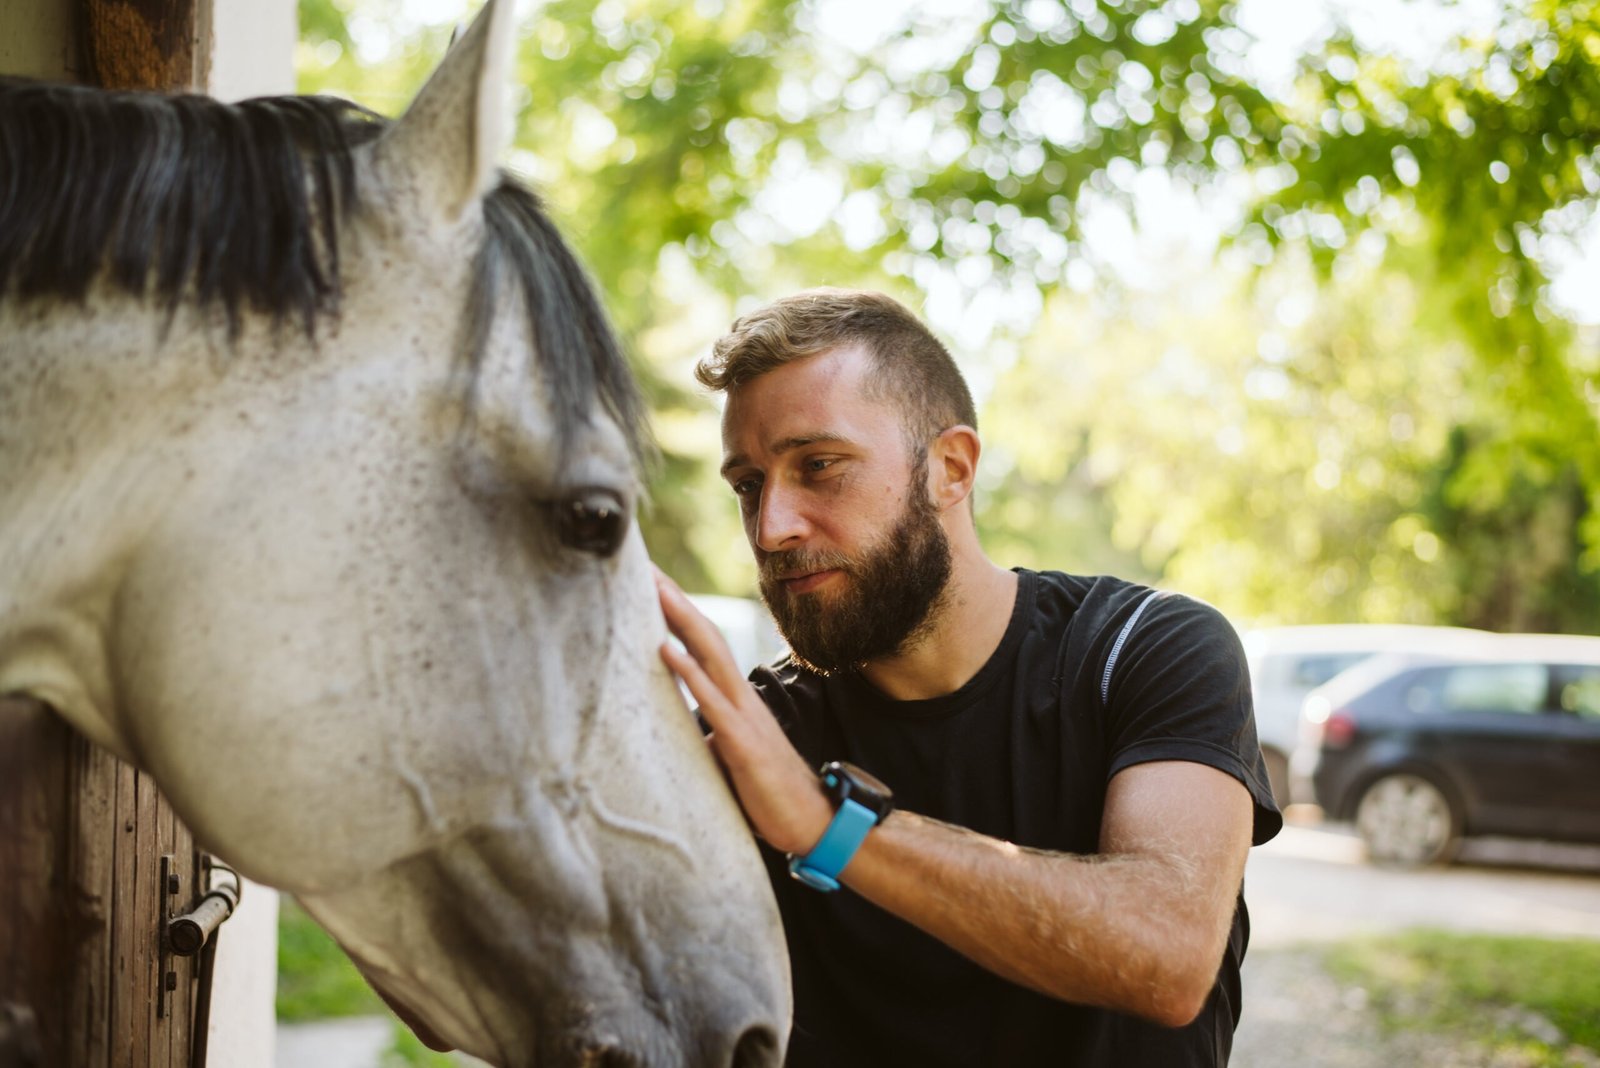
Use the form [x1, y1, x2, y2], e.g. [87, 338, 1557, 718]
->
[374, 0, 517, 223]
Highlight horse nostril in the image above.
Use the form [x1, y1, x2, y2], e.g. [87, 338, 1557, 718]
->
[730, 1024, 781, 1068]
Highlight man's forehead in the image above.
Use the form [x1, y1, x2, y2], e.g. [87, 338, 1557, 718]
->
[747, 344, 867, 397]
[720, 361, 894, 460]
[724, 344, 879, 418]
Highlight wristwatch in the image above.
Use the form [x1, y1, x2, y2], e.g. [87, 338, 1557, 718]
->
[787, 761, 895, 891]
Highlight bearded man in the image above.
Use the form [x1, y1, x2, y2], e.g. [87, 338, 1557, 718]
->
[657, 288, 1281, 1067]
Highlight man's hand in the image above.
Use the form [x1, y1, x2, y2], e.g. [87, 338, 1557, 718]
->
[654, 569, 833, 857]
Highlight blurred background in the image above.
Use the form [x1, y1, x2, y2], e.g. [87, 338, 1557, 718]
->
[274, 1, 1600, 1064]
[292, 0, 1600, 633]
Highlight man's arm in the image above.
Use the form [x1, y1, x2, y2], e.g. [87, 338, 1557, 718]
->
[845, 762, 1251, 1026]
[656, 570, 1254, 1027]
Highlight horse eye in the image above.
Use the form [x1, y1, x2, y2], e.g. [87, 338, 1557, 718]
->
[553, 490, 628, 557]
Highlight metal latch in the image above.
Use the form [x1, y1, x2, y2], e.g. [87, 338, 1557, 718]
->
[156, 852, 241, 1064]
[167, 862, 240, 957]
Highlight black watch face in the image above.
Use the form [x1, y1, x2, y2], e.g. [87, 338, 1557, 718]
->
[823, 761, 893, 817]
[836, 762, 889, 797]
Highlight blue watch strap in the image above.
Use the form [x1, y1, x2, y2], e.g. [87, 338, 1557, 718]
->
[787, 797, 879, 891]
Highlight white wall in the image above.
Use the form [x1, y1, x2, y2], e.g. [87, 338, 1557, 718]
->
[0, 0, 294, 98]
[207, 878, 280, 1068]
[210, 0, 296, 100]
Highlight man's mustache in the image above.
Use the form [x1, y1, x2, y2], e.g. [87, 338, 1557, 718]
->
[759, 547, 855, 584]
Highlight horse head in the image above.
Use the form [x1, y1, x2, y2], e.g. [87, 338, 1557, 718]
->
[0, 3, 789, 1063]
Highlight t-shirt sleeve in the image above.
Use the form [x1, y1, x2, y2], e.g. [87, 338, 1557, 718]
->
[1100, 593, 1282, 845]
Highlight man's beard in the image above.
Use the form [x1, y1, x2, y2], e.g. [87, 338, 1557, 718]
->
[757, 473, 953, 677]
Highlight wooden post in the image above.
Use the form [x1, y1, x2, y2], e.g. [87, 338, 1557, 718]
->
[78, 0, 213, 91]
[0, 699, 204, 1067]
[0, 698, 79, 1065]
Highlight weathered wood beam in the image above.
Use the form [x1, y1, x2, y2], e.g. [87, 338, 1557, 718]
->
[79, 0, 213, 91]
[0, 698, 79, 1067]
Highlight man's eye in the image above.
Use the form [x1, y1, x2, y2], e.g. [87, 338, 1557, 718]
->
[804, 458, 835, 474]
[732, 477, 761, 497]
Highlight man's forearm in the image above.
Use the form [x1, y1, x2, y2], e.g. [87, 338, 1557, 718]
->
[838, 764, 1253, 1027]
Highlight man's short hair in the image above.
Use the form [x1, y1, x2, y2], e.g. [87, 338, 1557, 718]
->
[697, 288, 977, 445]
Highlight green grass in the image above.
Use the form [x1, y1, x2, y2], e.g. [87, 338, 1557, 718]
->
[275, 897, 386, 1021]
[1325, 930, 1600, 1065]
[380, 1025, 462, 1066]
[277, 899, 462, 1063]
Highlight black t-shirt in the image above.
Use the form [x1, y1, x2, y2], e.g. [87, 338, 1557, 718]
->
[748, 569, 1282, 1067]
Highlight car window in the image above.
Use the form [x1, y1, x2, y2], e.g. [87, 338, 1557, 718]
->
[1556, 665, 1600, 721]
[1438, 663, 1549, 715]
[1290, 652, 1371, 689]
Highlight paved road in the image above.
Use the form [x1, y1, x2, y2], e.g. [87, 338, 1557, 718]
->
[1234, 815, 1600, 1067]
[1245, 814, 1600, 948]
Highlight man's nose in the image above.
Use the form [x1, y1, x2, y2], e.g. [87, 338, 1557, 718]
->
[753, 482, 808, 553]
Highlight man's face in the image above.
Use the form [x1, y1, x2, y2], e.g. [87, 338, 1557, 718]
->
[720, 345, 953, 674]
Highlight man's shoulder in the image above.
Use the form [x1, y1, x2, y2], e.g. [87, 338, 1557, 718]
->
[1026, 568, 1228, 638]
[1027, 568, 1141, 605]
[1026, 568, 1160, 638]
[1021, 569, 1241, 702]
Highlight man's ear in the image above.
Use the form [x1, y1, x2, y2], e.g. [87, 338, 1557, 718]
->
[928, 425, 980, 512]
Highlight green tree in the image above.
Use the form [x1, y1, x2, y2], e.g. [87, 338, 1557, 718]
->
[895, 1, 1600, 631]
[294, 0, 1298, 596]
[295, 0, 1600, 630]
[1240, 0, 1600, 631]
[981, 249, 1477, 626]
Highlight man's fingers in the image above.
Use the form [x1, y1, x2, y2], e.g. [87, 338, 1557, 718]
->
[660, 640, 727, 720]
[660, 640, 758, 741]
[655, 570, 717, 648]
[654, 570, 755, 696]
[660, 640, 785, 768]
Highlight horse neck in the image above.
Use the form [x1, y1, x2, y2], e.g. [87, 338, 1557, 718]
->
[0, 293, 241, 756]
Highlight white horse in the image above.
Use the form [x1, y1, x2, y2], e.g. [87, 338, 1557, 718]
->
[0, 2, 789, 1064]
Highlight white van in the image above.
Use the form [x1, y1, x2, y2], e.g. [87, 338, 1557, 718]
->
[1241, 624, 1486, 806]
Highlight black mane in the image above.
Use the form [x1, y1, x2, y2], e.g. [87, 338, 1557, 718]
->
[0, 78, 646, 465]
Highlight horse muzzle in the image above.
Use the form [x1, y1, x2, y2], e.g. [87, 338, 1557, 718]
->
[295, 816, 790, 1068]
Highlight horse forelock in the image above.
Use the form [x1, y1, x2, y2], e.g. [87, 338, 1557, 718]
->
[0, 77, 650, 469]
[474, 182, 652, 472]
[0, 78, 377, 333]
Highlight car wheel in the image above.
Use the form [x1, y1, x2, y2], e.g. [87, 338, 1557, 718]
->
[1262, 748, 1291, 809]
[1354, 772, 1460, 866]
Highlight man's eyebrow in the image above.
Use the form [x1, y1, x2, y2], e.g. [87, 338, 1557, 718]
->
[720, 433, 851, 478]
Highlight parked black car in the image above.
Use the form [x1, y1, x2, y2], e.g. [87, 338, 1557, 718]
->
[1293, 635, 1600, 865]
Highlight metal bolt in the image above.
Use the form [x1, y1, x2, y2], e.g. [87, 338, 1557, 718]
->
[167, 873, 180, 895]
[164, 971, 177, 992]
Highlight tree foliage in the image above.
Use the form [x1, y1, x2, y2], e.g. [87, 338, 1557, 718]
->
[296, 0, 1600, 632]
[1241, 0, 1600, 630]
